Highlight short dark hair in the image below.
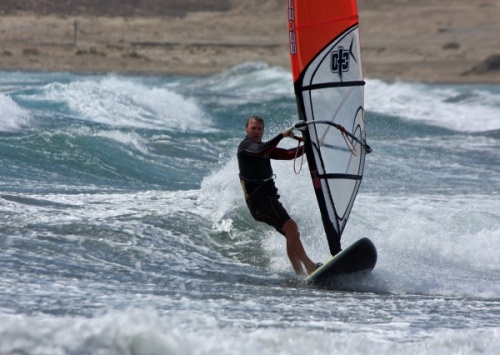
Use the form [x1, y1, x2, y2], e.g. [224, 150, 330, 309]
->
[245, 116, 264, 128]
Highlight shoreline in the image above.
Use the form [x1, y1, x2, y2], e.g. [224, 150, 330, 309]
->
[1, 1, 500, 84]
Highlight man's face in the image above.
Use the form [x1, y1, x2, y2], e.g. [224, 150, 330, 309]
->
[246, 119, 264, 143]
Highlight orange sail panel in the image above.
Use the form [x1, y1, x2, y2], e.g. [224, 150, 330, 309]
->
[288, 0, 368, 256]
[289, 0, 359, 81]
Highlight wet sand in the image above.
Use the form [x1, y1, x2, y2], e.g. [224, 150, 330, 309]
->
[1, 0, 499, 83]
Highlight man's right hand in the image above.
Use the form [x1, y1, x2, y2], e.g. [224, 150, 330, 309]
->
[283, 126, 295, 138]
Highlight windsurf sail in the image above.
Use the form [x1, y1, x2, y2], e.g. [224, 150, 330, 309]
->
[288, 0, 371, 255]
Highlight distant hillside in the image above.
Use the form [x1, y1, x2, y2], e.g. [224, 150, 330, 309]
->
[0, 0, 232, 16]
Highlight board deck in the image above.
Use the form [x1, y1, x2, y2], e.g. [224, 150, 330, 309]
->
[305, 238, 377, 285]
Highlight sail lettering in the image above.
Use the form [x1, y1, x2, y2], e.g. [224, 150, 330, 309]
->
[288, 0, 297, 54]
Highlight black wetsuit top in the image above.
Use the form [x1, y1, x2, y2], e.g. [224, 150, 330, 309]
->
[237, 133, 304, 199]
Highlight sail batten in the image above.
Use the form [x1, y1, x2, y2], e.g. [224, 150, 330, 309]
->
[302, 81, 365, 91]
[289, 0, 368, 256]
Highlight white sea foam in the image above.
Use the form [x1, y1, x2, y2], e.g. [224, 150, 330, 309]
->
[197, 63, 500, 134]
[189, 62, 294, 106]
[2, 69, 499, 355]
[0, 190, 205, 229]
[34, 75, 215, 132]
[96, 129, 150, 155]
[365, 79, 500, 132]
[0, 93, 31, 131]
[200, 158, 243, 227]
[351, 193, 500, 297]
[1, 310, 498, 355]
[199, 151, 500, 298]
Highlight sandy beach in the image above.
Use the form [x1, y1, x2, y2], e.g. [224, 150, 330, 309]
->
[1, 0, 499, 84]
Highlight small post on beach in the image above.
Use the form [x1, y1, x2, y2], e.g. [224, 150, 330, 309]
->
[74, 20, 79, 47]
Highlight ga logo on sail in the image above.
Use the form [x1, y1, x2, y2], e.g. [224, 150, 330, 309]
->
[331, 46, 350, 80]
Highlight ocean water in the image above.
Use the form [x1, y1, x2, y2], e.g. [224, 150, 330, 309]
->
[0, 62, 499, 354]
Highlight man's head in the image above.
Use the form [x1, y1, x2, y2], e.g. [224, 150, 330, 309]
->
[245, 116, 265, 143]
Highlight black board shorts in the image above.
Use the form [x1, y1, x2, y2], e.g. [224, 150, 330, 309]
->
[247, 192, 291, 233]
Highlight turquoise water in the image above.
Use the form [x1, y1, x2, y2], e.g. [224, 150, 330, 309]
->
[1, 63, 499, 354]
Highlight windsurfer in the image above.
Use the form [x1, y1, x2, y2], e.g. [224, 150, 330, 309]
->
[237, 116, 319, 276]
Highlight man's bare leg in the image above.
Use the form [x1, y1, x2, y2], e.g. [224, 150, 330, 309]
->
[282, 219, 316, 275]
[286, 242, 304, 275]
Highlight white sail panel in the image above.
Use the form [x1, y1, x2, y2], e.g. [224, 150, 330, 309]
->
[297, 25, 367, 254]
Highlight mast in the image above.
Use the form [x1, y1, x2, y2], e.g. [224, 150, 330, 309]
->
[288, 0, 368, 255]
